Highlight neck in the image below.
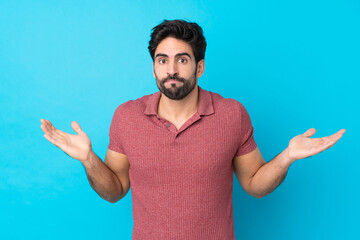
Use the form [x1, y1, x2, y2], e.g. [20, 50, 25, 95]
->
[158, 85, 199, 121]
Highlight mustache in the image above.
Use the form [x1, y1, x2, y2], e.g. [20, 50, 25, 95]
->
[161, 74, 185, 83]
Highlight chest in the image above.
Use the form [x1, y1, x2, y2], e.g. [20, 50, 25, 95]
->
[121, 115, 241, 186]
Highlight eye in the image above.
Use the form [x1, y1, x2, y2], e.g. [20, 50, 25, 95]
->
[178, 58, 187, 64]
[158, 59, 167, 64]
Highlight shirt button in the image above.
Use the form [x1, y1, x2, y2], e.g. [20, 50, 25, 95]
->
[166, 123, 171, 128]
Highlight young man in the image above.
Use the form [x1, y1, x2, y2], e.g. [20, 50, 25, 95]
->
[40, 20, 345, 239]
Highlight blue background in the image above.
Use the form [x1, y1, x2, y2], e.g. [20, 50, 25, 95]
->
[1, 0, 359, 239]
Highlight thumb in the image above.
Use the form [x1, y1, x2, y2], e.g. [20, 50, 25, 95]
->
[71, 121, 83, 134]
[302, 128, 316, 138]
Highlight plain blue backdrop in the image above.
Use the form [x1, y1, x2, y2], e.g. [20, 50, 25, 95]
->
[0, 0, 359, 239]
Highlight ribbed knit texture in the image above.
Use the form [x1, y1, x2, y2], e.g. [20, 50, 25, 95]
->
[108, 86, 257, 239]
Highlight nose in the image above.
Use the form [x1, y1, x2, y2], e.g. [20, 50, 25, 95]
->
[167, 61, 178, 76]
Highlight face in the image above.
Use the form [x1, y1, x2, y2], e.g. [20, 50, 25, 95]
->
[153, 37, 204, 100]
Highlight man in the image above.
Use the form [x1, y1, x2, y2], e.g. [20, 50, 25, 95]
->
[40, 20, 345, 239]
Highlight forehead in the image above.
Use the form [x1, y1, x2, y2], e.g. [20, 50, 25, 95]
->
[155, 37, 194, 57]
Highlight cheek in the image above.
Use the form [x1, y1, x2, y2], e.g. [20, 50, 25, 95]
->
[154, 69, 166, 82]
[154, 65, 166, 76]
[180, 65, 196, 76]
[153, 66, 160, 77]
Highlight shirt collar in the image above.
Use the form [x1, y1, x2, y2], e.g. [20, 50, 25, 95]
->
[144, 86, 214, 117]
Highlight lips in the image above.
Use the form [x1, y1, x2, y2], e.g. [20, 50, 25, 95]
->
[161, 76, 185, 86]
[166, 79, 182, 84]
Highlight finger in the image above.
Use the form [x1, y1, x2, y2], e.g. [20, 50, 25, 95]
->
[40, 123, 50, 134]
[316, 138, 340, 153]
[52, 127, 67, 139]
[41, 120, 57, 137]
[44, 129, 64, 143]
[71, 121, 83, 134]
[337, 129, 346, 135]
[46, 119, 57, 131]
[40, 119, 48, 132]
[320, 129, 346, 144]
[314, 132, 344, 153]
[329, 129, 346, 140]
[44, 120, 60, 136]
[43, 119, 69, 139]
[302, 128, 316, 138]
[44, 133, 64, 149]
[40, 119, 52, 133]
[40, 120, 64, 140]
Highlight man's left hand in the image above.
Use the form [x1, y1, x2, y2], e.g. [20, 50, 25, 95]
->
[287, 128, 346, 163]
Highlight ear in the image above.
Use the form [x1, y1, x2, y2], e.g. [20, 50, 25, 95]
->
[196, 59, 205, 78]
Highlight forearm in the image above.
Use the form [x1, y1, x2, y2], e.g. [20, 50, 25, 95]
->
[81, 150, 123, 203]
[248, 148, 293, 198]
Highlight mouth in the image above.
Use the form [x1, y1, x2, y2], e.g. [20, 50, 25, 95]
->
[165, 79, 183, 84]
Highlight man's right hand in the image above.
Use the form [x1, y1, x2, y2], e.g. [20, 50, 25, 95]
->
[40, 119, 92, 162]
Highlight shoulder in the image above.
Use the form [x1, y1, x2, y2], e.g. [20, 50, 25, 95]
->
[208, 90, 247, 115]
[113, 93, 153, 116]
[110, 93, 156, 127]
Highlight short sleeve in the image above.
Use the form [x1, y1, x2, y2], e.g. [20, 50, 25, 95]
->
[108, 105, 126, 154]
[235, 102, 257, 156]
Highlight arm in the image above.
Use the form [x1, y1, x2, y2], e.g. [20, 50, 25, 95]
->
[233, 147, 290, 198]
[40, 119, 130, 203]
[83, 149, 130, 203]
[233, 128, 345, 198]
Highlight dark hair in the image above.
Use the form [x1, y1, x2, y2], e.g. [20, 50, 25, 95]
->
[148, 19, 207, 64]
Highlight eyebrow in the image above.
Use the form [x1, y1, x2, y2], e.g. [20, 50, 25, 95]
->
[155, 52, 192, 59]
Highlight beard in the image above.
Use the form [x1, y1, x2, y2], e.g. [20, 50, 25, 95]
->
[155, 67, 197, 100]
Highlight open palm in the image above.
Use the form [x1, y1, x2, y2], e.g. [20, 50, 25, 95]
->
[288, 128, 346, 162]
[40, 119, 92, 162]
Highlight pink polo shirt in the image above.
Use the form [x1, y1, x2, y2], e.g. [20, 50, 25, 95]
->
[108, 86, 257, 239]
